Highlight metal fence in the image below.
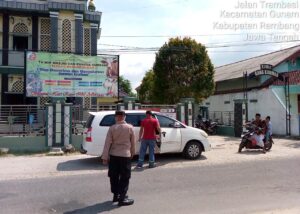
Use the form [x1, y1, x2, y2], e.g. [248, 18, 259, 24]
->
[72, 104, 177, 122]
[0, 105, 46, 136]
[0, 104, 184, 136]
[209, 111, 234, 126]
[71, 104, 117, 135]
[71, 104, 178, 135]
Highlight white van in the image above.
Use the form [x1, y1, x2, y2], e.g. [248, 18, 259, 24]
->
[81, 110, 211, 159]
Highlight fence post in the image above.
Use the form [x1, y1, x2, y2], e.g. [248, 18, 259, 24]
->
[221, 112, 223, 124]
[179, 98, 195, 127]
[64, 103, 72, 146]
[46, 103, 54, 147]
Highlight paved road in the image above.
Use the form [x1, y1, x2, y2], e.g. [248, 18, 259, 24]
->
[1, 155, 300, 214]
[1, 136, 300, 181]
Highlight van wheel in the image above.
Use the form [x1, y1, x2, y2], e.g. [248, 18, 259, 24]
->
[184, 141, 202, 160]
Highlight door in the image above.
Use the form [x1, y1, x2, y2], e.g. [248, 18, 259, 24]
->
[4, 94, 24, 105]
[13, 36, 28, 51]
[125, 113, 146, 154]
[155, 114, 182, 153]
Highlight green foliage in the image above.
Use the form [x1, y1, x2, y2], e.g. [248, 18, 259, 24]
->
[152, 37, 215, 104]
[119, 75, 136, 97]
[138, 70, 155, 103]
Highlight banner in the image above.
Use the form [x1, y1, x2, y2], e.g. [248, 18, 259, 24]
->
[26, 51, 119, 97]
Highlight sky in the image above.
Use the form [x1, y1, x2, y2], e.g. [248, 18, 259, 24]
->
[95, 0, 300, 91]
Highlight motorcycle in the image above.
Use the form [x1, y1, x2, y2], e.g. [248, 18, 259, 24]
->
[195, 117, 218, 135]
[238, 123, 273, 153]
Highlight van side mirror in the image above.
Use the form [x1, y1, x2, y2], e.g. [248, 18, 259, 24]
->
[173, 122, 181, 128]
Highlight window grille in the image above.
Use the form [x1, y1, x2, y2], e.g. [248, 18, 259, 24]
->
[40, 18, 51, 51]
[83, 97, 91, 109]
[11, 80, 23, 93]
[40, 97, 50, 107]
[84, 28, 91, 55]
[13, 23, 28, 33]
[62, 19, 71, 53]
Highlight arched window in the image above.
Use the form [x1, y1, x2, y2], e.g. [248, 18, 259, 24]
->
[13, 23, 28, 33]
[13, 23, 29, 51]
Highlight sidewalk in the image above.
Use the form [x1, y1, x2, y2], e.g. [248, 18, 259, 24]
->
[0, 154, 103, 181]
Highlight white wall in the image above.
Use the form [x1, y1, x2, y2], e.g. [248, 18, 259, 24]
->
[205, 88, 299, 136]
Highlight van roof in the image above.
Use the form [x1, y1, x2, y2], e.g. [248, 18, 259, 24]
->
[89, 110, 159, 116]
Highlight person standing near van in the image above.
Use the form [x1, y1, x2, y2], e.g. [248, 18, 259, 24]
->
[137, 110, 161, 168]
[101, 110, 135, 206]
[265, 116, 272, 142]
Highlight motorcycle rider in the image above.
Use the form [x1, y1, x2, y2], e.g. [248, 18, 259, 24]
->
[251, 113, 266, 153]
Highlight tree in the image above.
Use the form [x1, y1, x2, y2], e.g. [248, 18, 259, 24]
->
[138, 70, 155, 103]
[119, 75, 135, 97]
[152, 37, 215, 104]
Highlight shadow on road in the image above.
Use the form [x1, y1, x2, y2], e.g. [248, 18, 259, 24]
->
[63, 201, 119, 214]
[209, 135, 240, 142]
[285, 142, 300, 149]
[57, 157, 105, 171]
[57, 153, 207, 172]
[132, 153, 207, 171]
[237, 150, 268, 155]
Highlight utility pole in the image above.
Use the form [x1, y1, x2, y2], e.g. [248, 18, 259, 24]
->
[285, 76, 291, 136]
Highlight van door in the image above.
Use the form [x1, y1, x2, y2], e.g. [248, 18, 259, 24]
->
[155, 114, 182, 153]
[125, 113, 146, 155]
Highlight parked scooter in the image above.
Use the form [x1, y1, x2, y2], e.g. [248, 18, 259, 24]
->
[195, 116, 218, 135]
[238, 123, 273, 153]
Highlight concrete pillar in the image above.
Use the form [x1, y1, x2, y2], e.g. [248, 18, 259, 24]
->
[90, 23, 98, 56]
[46, 98, 74, 147]
[46, 104, 54, 147]
[135, 103, 141, 110]
[177, 103, 186, 124]
[50, 11, 59, 52]
[2, 13, 9, 65]
[54, 99, 63, 146]
[117, 103, 125, 111]
[234, 99, 247, 137]
[123, 97, 137, 110]
[242, 101, 247, 133]
[179, 98, 195, 127]
[75, 14, 83, 54]
[187, 100, 193, 126]
[32, 15, 39, 51]
[63, 103, 72, 146]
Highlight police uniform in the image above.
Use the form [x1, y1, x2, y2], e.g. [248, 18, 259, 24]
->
[101, 110, 135, 206]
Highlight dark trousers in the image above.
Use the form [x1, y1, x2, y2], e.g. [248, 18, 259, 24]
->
[108, 155, 131, 200]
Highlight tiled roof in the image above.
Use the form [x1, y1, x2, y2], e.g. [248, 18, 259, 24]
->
[272, 70, 300, 85]
[214, 45, 300, 82]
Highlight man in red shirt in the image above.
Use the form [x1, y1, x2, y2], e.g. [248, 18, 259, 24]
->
[137, 110, 161, 168]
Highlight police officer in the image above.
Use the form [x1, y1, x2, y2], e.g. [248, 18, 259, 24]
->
[101, 110, 135, 206]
